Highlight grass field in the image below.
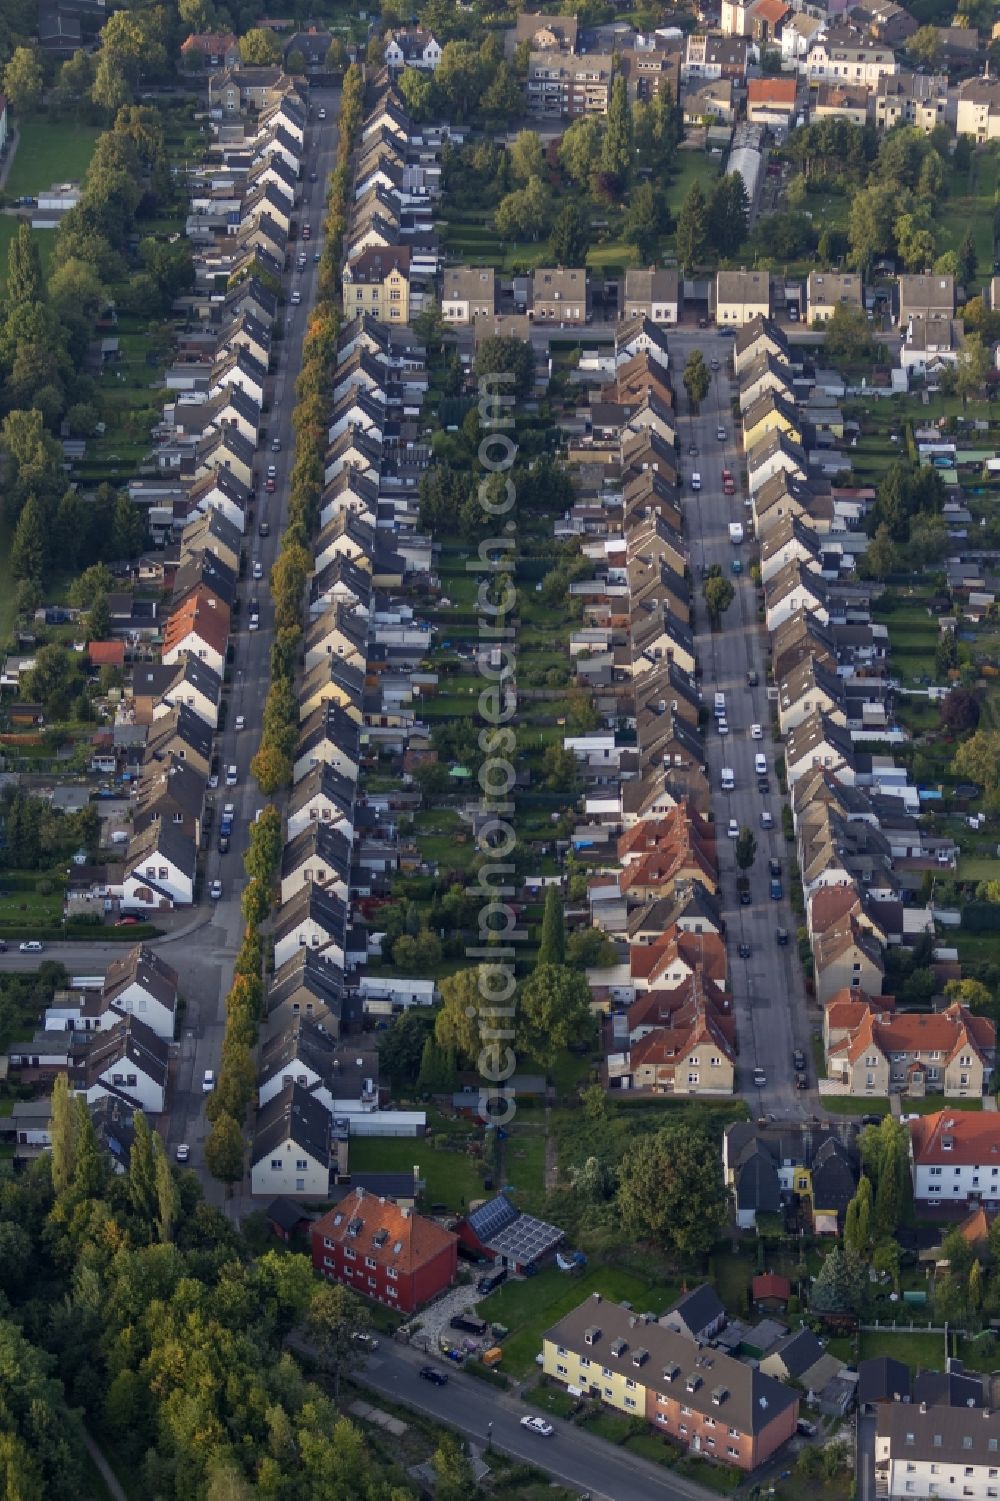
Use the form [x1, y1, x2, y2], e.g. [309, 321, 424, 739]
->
[346, 1133, 487, 1210]
[822, 1096, 890, 1115]
[4, 121, 101, 199]
[665, 149, 722, 223]
[859, 1329, 948, 1369]
[875, 605, 938, 684]
[476, 1265, 679, 1376]
[937, 147, 1000, 273]
[957, 856, 1000, 882]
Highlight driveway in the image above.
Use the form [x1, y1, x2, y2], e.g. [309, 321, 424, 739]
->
[668, 328, 817, 1118]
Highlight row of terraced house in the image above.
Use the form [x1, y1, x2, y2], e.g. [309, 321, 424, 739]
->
[735, 315, 995, 1101]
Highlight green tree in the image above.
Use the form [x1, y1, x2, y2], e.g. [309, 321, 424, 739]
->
[600, 74, 633, 191]
[49, 1072, 78, 1197]
[240, 27, 281, 65]
[848, 181, 900, 272]
[11, 494, 47, 583]
[204, 1112, 245, 1186]
[2, 46, 43, 113]
[435, 967, 485, 1063]
[550, 201, 591, 265]
[872, 1237, 900, 1292]
[474, 334, 535, 400]
[541, 743, 580, 793]
[153, 1133, 178, 1244]
[708, 173, 750, 258]
[519, 965, 592, 1068]
[624, 181, 666, 262]
[86, 593, 111, 642]
[306, 1282, 370, 1397]
[128, 1111, 158, 1224]
[863, 523, 898, 582]
[6, 223, 45, 308]
[675, 180, 709, 271]
[824, 302, 875, 362]
[810, 1243, 862, 1313]
[954, 729, 1000, 793]
[844, 1174, 873, 1258]
[957, 227, 977, 287]
[379, 1009, 435, 1088]
[704, 573, 735, 624]
[683, 348, 711, 410]
[558, 115, 603, 186]
[510, 128, 544, 183]
[907, 24, 942, 66]
[537, 886, 566, 966]
[432, 1435, 475, 1501]
[617, 1124, 727, 1261]
[734, 826, 757, 872]
[955, 333, 992, 402]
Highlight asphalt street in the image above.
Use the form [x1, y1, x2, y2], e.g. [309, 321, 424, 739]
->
[353, 1341, 726, 1501]
[668, 327, 817, 1119]
[0, 92, 343, 1197]
[161, 87, 344, 1186]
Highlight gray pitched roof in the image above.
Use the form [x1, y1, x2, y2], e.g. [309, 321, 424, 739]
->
[251, 1081, 331, 1170]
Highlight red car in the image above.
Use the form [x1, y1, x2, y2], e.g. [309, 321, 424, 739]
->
[722, 469, 735, 496]
[115, 916, 139, 927]
[265, 478, 276, 493]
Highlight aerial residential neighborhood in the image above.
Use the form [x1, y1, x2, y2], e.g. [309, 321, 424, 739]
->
[4, 0, 1000, 1496]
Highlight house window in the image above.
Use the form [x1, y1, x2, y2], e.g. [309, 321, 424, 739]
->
[295, 1178, 304, 1191]
[386, 1285, 397, 1298]
[344, 1248, 355, 1260]
[270, 1159, 282, 1171]
[295, 1159, 307, 1172]
[365, 1257, 376, 1269]
[387, 1267, 397, 1280]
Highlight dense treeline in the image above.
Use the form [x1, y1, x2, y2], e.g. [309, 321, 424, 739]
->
[0, 1074, 409, 1498]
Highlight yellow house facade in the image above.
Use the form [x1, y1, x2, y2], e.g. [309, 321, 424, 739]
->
[542, 1338, 649, 1416]
[343, 247, 411, 323]
[742, 393, 802, 453]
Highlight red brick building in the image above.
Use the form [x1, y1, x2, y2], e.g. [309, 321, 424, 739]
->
[310, 1188, 457, 1314]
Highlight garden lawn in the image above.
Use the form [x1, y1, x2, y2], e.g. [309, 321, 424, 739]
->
[0, 885, 65, 931]
[345, 1133, 486, 1211]
[477, 1265, 679, 1377]
[935, 146, 1000, 274]
[821, 1096, 890, 1115]
[859, 1329, 948, 1369]
[5, 122, 101, 199]
[665, 150, 722, 223]
[957, 856, 1000, 882]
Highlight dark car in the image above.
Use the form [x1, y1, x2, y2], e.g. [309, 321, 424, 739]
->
[861, 1113, 883, 1125]
[419, 1366, 448, 1386]
[747, 669, 758, 687]
[796, 1071, 808, 1091]
[738, 942, 751, 958]
[757, 776, 770, 794]
[218, 835, 230, 854]
[0, 940, 6, 952]
[769, 858, 781, 878]
[793, 1048, 806, 1070]
[259, 520, 270, 537]
[739, 889, 752, 906]
[776, 927, 789, 946]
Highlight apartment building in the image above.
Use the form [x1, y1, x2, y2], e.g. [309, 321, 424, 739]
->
[526, 52, 614, 118]
[909, 1111, 1000, 1205]
[806, 27, 898, 85]
[543, 1294, 798, 1470]
[826, 1002, 994, 1098]
[957, 76, 1000, 142]
[875, 1401, 1000, 1500]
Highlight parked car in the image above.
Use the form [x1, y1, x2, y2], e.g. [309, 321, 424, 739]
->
[259, 520, 270, 537]
[253, 561, 263, 579]
[520, 1417, 554, 1438]
[760, 810, 774, 829]
[738, 942, 751, 958]
[202, 1070, 215, 1093]
[175, 1144, 190, 1163]
[752, 1067, 766, 1087]
[796, 1071, 808, 1090]
[209, 880, 222, 900]
[291, 291, 301, 305]
[19, 941, 43, 953]
[797, 1420, 817, 1438]
[727, 818, 738, 838]
[419, 1366, 448, 1386]
[115, 916, 139, 927]
[747, 669, 759, 687]
[0, 940, 7, 952]
[776, 927, 789, 946]
[235, 715, 245, 731]
[265, 478, 276, 493]
[226, 766, 238, 786]
[750, 723, 763, 739]
[793, 1049, 806, 1070]
[271, 437, 281, 452]
[739, 889, 752, 906]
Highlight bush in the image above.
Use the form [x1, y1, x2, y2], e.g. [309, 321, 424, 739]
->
[35, 879, 54, 896]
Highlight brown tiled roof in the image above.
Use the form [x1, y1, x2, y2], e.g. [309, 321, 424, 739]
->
[162, 587, 230, 658]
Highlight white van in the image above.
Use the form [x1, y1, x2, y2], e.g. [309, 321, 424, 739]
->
[721, 767, 735, 791]
[691, 472, 702, 491]
[754, 753, 767, 776]
[714, 692, 726, 718]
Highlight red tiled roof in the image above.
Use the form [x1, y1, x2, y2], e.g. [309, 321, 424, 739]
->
[310, 1189, 456, 1275]
[909, 1110, 1000, 1168]
[748, 77, 797, 105]
[753, 1273, 791, 1301]
[162, 587, 230, 659]
[88, 641, 125, 668]
[839, 1003, 994, 1068]
[809, 884, 861, 935]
